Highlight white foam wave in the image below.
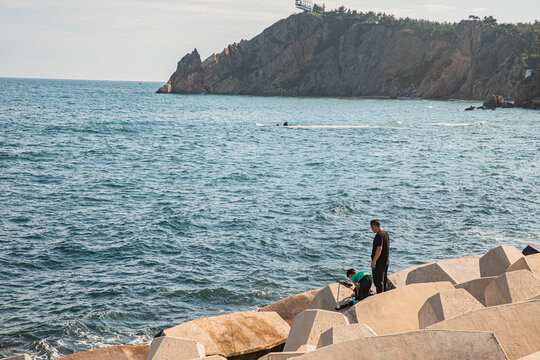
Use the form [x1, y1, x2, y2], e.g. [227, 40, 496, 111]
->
[431, 121, 488, 127]
[288, 125, 385, 129]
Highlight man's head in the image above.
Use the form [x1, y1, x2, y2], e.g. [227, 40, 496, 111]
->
[346, 268, 356, 280]
[370, 219, 381, 233]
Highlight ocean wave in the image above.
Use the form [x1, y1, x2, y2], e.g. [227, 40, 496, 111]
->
[430, 121, 488, 127]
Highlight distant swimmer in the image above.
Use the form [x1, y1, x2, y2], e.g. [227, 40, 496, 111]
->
[335, 268, 373, 310]
[283, 121, 289, 126]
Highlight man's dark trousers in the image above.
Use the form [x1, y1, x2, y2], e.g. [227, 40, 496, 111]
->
[373, 263, 388, 294]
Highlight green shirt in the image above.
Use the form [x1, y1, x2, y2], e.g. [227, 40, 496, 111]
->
[351, 271, 371, 283]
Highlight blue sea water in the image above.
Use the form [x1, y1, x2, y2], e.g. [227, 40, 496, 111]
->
[0, 77, 538, 359]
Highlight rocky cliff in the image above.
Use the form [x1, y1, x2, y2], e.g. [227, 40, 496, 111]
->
[157, 13, 527, 100]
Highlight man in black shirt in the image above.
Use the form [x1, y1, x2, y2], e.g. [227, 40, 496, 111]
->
[370, 219, 389, 294]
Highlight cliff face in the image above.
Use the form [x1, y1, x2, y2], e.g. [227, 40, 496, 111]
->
[158, 13, 525, 100]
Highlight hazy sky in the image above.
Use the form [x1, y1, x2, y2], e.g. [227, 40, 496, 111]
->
[1, 0, 538, 82]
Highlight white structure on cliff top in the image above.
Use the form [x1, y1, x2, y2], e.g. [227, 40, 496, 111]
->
[295, 0, 313, 12]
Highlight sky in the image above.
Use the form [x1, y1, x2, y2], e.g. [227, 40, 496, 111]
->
[1, 0, 539, 82]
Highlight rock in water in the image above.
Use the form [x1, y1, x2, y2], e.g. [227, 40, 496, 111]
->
[515, 71, 540, 109]
[156, 49, 203, 94]
[483, 93, 505, 108]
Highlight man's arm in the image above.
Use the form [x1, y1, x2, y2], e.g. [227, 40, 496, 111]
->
[371, 246, 382, 269]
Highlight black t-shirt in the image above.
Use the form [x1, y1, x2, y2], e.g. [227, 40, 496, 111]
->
[371, 230, 389, 266]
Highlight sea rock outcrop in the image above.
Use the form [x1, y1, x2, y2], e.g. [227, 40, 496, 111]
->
[158, 13, 526, 100]
[515, 71, 540, 109]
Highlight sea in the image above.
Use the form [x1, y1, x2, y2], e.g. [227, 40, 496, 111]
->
[0, 77, 539, 359]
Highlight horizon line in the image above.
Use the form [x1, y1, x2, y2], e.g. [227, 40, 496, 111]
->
[0, 76, 164, 83]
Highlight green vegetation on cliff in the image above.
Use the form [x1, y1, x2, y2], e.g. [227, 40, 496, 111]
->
[311, 4, 540, 69]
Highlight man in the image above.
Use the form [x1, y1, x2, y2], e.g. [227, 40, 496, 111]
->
[335, 268, 372, 310]
[370, 219, 389, 294]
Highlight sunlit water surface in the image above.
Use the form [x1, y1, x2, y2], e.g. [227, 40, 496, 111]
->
[0, 78, 538, 358]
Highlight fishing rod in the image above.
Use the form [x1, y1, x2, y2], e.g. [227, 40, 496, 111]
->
[311, 263, 355, 309]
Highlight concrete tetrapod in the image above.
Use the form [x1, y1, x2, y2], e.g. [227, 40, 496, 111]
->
[316, 323, 376, 348]
[161, 312, 290, 360]
[58, 345, 150, 360]
[259, 288, 320, 325]
[455, 276, 496, 306]
[406, 255, 481, 285]
[518, 351, 540, 359]
[283, 309, 349, 352]
[522, 245, 540, 256]
[387, 264, 423, 288]
[484, 269, 540, 307]
[257, 352, 308, 360]
[428, 300, 540, 360]
[507, 253, 540, 279]
[345, 282, 455, 335]
[1, 356, 32, 360]
[308, 282, 353, 311]
[146, 336, 205, 360]
[284, 330, 508, 360]
[418, 289, 484, 328]
[479, 245, 523, 277]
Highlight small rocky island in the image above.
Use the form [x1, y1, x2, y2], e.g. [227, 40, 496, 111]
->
[6, 244, 540, 360]
[157, 9, 540, 109]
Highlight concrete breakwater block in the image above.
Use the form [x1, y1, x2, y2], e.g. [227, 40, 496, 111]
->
[428, 300, 540, 360]
[283, 330, 507, 360]
[522, 245, 540, 256]
[308, 282, 353, 311]
[316, 323, 376, 348]
[258, 352, 309, 360]
[58, 345, 150, 360]
[387, 264, 423, 288]
[406, 255, 481, 286]
[418, 289, 484, 328]
[283, 309, 348, 352]
[507, 253, 540, 278]
[1, 355, 32, 360]
[345, 282, 454, 335]
[518, 351, 540, 359]
[484, 270, 540, 307]
[479, 245, 523, 277]
[455, 277, 496, 306]
[147, 336, 205, 360]
[160, 312, 290, 360]
[259, 288, 320, 325]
